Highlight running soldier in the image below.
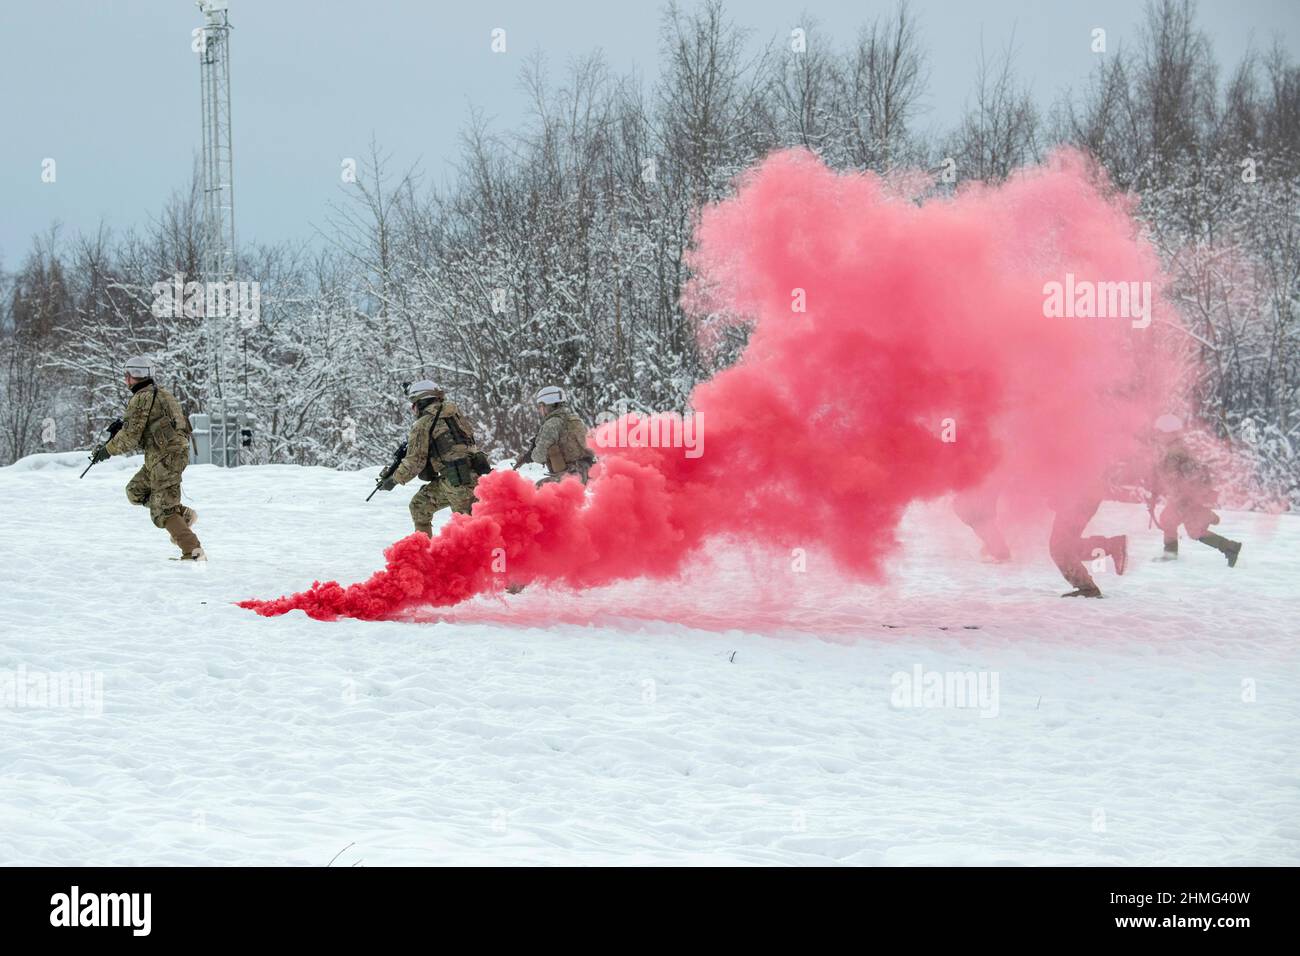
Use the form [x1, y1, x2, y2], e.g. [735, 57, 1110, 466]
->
[1147, 414, 1242, 566]
[90, 356, 204, 560]
[377, 380, 486, 536]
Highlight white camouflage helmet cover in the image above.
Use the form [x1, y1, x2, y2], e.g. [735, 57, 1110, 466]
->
[407, 379, 442, 402]
[534, 385, 565, 405]
[124, 355, 155, 379]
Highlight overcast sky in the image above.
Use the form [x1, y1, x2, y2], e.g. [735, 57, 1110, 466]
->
[1, 0, 1296, 263]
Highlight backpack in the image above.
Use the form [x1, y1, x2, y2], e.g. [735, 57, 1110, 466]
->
[546, 410, 595, 473]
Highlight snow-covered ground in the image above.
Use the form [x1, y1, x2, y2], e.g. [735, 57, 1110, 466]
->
[2, 451, 1296, 865]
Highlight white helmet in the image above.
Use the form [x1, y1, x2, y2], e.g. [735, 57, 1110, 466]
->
[407, 379, 443, 403]
[534, 385, 566, 405]
[124, 355, 155, 379]
[1154, 414, 1184, 434]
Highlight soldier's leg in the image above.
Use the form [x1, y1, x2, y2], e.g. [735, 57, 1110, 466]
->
[159, 452, 197, 545]
[408, 482, 443, 536]
[1182, 503, 1220, 539]
[150, 449, 201, 555]
[1157, 500, 1183, 555]
[441, 465, 477, 515]
[125, 466, 151, 509]
[167, 507, 198, 545]
[447, 480, 477, 514]
[1196, 530, 1242, 567]
[146, 450, 185, 528]
[953, 488, 1010, 561]
[166, 506, 198, 551]
[1049, 499, 1102, 595]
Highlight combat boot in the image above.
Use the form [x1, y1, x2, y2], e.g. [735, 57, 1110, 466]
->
[166, 507, 198, 545]
[163, 512, 202, 558]
[1198, 532, 1242, 568]
[1154, 539, 1178, 562]
[1061, 585, 1103, 598]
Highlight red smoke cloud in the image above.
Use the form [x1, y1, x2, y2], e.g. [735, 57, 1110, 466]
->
[241, 149, 1181, 621]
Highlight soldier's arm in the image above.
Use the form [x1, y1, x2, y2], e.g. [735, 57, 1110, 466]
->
[391, 418, 429, 485]
[104, 391, 148, 456]
[530, 416, 561, 465]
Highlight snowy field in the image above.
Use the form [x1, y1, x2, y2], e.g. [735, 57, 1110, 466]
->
[2, 452, 1297, 866]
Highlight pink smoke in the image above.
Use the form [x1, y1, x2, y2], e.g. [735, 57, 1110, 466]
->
[241, 148, 1184, 621]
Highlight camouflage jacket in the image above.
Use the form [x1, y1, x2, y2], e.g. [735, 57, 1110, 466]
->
[392, 399, 479, 485]
[105, 380, 190, 457]
[1152, 439, 1215, 503]
[530, 403, 594, 474]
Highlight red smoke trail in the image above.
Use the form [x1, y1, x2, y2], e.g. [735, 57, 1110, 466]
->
[241, 148, 1181, 621]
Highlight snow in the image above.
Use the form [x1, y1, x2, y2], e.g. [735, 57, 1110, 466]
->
[1, 452, 1297, 865]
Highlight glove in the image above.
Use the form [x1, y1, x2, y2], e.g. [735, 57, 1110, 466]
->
[91, 444, 110, 464]
[378, 476, 396, 492]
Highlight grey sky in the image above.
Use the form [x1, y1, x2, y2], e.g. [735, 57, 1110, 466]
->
[1, 0, 1296, 264]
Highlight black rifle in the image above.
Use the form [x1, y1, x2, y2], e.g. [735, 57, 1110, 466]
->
[513, 436, 536, 470]
[1143, 487, 1161, 530]
[366, 441, 408, 501]
[79, 418, 124, 479]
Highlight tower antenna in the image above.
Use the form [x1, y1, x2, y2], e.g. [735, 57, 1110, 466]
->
[196, 0, 239, 465]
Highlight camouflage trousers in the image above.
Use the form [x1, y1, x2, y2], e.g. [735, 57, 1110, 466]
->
[1158, 498, 1220, 542]
[409, 477, 477, 535]
[125, 445, 190, 529]
[536, 460, 592, 487]
[1048, 497, 1111, 590]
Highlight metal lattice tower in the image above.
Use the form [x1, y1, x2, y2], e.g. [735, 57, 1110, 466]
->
[197, 0, 239, 465]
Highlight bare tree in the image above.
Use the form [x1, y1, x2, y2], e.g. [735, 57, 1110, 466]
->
[948, 32, 1041, 183]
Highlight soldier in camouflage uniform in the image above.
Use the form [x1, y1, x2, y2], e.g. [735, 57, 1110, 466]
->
[1148, 414, 1242, 566]
[521, 385, 595, 486]
[91, 356, 204, 560]
[378, 380, 484, 536]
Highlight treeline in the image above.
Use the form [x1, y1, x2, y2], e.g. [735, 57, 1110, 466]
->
[2, 0, 1297, 502]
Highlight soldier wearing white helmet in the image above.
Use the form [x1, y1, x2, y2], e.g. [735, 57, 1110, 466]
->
[516, 385, 595, 485]
[89, 356, 204, 560]
[375, 380, 489, 535]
